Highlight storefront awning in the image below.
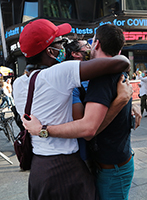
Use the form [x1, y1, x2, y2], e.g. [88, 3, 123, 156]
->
[123, 44, 147, 50]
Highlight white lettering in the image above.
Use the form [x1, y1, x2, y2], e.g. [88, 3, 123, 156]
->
[10, 44, 17, 51]
[17, 42, 20, 48]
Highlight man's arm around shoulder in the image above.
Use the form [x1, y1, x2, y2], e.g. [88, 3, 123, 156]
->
[22, 103, 108, 140]
[80, 55, 130, 81]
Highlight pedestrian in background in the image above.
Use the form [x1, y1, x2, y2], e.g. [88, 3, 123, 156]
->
[0, 78, 14, 109]
[137, 70, 147, 116]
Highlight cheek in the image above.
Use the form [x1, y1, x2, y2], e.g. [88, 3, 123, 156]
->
[90, 49, 94, 59]
[54, 51, 59, 57]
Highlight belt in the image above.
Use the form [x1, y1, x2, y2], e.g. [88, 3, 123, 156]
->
[97, 154, 132, 169]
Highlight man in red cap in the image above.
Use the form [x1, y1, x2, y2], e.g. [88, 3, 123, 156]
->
[13, 19, 130, 200]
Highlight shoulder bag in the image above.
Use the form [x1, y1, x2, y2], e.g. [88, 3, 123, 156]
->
[14, 71, 40, 170]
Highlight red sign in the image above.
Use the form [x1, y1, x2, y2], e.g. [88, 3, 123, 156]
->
[130, 80, 140, 100]
[124, 32, 147, 41]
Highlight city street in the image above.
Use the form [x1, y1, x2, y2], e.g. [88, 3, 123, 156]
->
[0, 101, 147, 200]
[0, 0, 147, 199]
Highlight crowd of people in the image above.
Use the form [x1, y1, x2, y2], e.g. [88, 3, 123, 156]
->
[11, 19, 142, 200]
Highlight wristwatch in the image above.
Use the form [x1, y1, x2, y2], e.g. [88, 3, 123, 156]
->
[39, 125, 48, 138]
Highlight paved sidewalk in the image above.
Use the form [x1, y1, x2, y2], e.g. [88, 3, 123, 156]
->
[0, 101, 147, 199]
[0, 111, 29, 200]
[129, 100, 147, 200]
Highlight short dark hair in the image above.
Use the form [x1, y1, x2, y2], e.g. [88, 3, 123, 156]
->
[64, 39, 82, 60]
[25, 50, 45, 65]
[95, 24, 125, 56]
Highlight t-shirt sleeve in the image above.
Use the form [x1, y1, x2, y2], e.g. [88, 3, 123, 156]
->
[13, 75, 29, 116]
[72, 81, 89, 104]
[73, 87, 81, 104]
[84, 75, 118, 108]
[44, 60, 81, 94]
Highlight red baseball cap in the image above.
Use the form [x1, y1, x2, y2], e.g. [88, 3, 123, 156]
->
[19, 19, 72, 58]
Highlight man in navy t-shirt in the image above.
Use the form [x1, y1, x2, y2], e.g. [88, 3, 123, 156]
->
[83, 24, 134, 200]
[65, 39, 132, 167]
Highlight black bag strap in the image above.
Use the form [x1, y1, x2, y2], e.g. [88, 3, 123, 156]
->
[25, 70, 40, 115]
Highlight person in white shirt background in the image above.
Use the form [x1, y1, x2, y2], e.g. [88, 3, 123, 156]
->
[0, 78, 14, 109]
[137, 70, 147, 116]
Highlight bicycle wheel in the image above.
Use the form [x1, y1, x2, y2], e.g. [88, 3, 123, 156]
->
[5, 120, 15, 145]
[0, 112, 11, 141]
[2, 124, 11, 141]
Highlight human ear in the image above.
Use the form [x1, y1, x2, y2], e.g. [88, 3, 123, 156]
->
[46, 47, 52, 55]
[71, 51, 82, 59]
[46, 47, 56, 59]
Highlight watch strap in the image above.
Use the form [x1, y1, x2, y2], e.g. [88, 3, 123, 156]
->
[42, 125, 47, 130]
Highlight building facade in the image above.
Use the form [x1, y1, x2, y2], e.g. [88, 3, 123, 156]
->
[0, 0, 147, 77]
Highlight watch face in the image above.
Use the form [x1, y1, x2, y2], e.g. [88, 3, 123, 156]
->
[40, 130, 48, 138]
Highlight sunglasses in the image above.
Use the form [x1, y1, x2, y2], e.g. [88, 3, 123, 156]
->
[79, 42, 91, 50]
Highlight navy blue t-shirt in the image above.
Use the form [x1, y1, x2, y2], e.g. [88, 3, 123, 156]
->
[84, 72, 132, 165]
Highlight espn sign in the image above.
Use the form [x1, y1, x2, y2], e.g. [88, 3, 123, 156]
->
[124, 32, 147, 41]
